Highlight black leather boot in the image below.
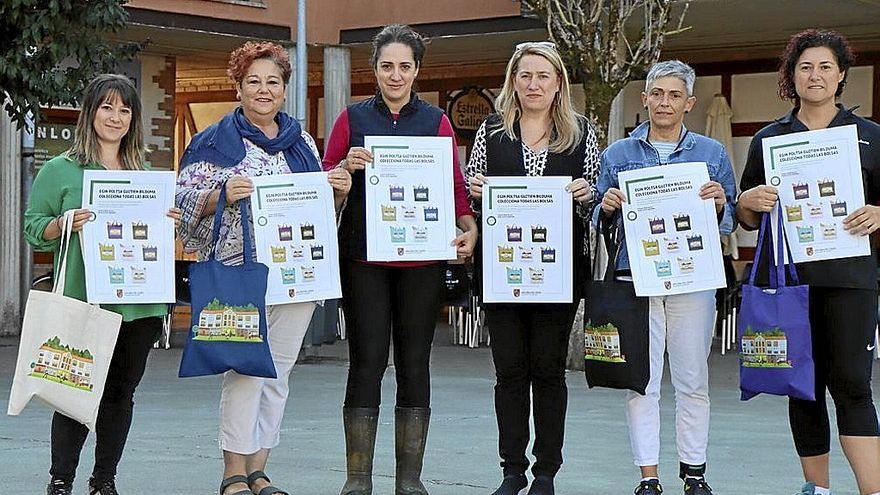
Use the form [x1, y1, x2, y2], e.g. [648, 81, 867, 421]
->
[339, 408, 379, 495]
[395, 407, 431, 495]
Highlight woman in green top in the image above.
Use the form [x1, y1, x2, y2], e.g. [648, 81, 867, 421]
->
[23, 74, 181, 495]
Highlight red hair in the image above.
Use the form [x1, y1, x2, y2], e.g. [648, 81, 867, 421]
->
[228, 41, 292, 85]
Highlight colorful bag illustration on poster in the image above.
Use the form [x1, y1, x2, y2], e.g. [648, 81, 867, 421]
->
[178, 184, 275, 378]
[8, 210, 123, 430]
[738, 206, 814, 401]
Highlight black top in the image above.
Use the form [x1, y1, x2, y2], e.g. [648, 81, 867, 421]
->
[740, 104, 880, 289]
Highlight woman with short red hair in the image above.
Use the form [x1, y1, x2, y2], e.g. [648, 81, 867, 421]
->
[176, 41, 351, 495]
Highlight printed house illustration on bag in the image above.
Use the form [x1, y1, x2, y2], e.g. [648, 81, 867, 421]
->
[301, 265, 316, 282]
[142, 245, 158, 262]
[402, 206, 416, 220]
[821, 223, 837, 240]
[808, 202, 823, 218]
[531, 225, 548, 243]
[792, 182, 810, 200]
[584, 322, 625, 363]
[673, 213, 691, 231]
[412, 226, 428, 242]
[507, 225, 522, 242]
[193, 298, 262, 342]
[654, 260, 672, 277]
[497, 245, 514, 263]
[29, 336, 95, 391]
[413, 185, 429, 202]
[831, 199, 847, 217]
[642, 238, 660, 257]
[390, 226, 406, 243]
[519, 246, 534, 261]
[649, 217, 666, 234]
[281, 267, 296, 285]
[108, 266, 124, 284]
[687, 234, 704, 251]
[541, 247, 556, 263]
[665, 236, 680, 252]
[740, 326, 792, 368]
[818, 178, 835, 197]
[131, 222, 148, 240]
[785, 204, 803, 222]
[99, 243, 115, 261]
[506, 267, 522, 284]
[381, 204, 397, 221]
[271, 245, 287, 263]
[677, 256, 695, 273]
[131, 266, 146, 283]
[290, 245, 304, 259]
[300, 223, 315, 240]
[310, 244, 324, 260]
[423, 206, 439, 222]
[120, 244, 134, 260]
[277, 224, 293, 241]
[389, 185, 405, 201]
[529, 267, 544, 284]
[107, 221, 123, 239]
[797, 225, 814, 243]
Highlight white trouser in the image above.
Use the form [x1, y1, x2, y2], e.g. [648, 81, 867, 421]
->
[219, 302, 315, 454]
[625, 290, 715, 467]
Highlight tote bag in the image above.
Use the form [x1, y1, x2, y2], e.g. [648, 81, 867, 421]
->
[583, 211, 650, 394]
[178, 185, 276, 378]
[738, 207, 814, 401]
[8, 210, 123, 430]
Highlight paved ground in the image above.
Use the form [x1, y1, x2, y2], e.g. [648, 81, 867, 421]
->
[1, 323, 878, 495]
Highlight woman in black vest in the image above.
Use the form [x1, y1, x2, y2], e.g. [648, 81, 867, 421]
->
[467, 42, 599, 495]
[323, 24, 478, 495]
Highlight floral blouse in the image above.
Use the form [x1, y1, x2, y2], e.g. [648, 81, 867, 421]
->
[176, 132, 321, 265]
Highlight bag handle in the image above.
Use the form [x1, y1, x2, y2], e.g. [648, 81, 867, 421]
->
[211, 181, 255, 264]
[748, 204, 800, 288]
[588, 203, 624, 283]
[52, 210, 77, 295]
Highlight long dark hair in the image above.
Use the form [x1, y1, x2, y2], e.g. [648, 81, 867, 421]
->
[66, 74, 145, 170]
[777, 29, 855, 103]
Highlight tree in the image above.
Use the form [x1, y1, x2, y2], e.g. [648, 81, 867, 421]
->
[519, 0, 690, 145]
[0, 0, 141, 128]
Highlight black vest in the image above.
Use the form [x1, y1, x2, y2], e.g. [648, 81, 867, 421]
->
[482, 113, 590, 298]
[339, 92, 444, 260]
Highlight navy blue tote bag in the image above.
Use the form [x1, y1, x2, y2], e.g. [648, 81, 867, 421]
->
[738, 207, 814, 401]
[179, 184, 276, 378]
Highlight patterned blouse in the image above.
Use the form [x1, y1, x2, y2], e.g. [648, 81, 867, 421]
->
[176, 131, 321, 265]
[465, 119, 601, 215]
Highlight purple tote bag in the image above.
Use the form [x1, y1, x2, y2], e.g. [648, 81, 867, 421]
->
[738, 206, 814, 401]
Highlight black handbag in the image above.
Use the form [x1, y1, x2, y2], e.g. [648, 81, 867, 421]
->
[583, 211, 650, 394]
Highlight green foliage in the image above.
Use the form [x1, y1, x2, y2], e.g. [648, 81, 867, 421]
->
[0, 0, 142, 128]
[41, 335, 93, 359]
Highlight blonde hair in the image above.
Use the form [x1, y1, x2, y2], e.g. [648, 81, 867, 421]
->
[66, 74, 146, 170]
[491, 43, 582, 154]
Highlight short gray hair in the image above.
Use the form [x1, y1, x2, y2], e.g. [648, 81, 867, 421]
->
[645, 60, 696, 96]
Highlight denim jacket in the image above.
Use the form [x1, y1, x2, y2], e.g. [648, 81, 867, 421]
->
[594, 122, 737, 271]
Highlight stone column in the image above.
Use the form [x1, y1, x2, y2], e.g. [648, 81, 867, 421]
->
[323, 46, 351, 150]
[0, 108, 23, 335]
[607, 88, 625, 145]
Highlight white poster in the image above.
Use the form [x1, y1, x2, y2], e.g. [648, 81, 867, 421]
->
[762, 125, 869, 263]
[363, 136, 457, 261]
[619, 162, 726, 297]
[481, 176, 573, 303]
[81, 170, 176, 303]
[249, 172, 342, 305]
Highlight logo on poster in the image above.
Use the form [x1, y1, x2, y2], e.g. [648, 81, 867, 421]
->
[513, 288, 520, 298]
[116, 289, 124, 298]
[288, 288, 296, 298]
[664, 281, 672, 290]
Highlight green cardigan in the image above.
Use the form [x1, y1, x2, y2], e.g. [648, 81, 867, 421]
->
[23, 155, 168, 322]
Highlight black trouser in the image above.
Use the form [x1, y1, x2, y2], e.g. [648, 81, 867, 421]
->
[341, 260, 443, 408]
[486, 303, 578, 477]
[50, 317, 160, 483]
[789, 287, 879, 457]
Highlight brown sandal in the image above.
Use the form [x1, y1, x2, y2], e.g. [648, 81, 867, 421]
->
[220, 475, 252, 495]
[247, 471, 289, 495]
